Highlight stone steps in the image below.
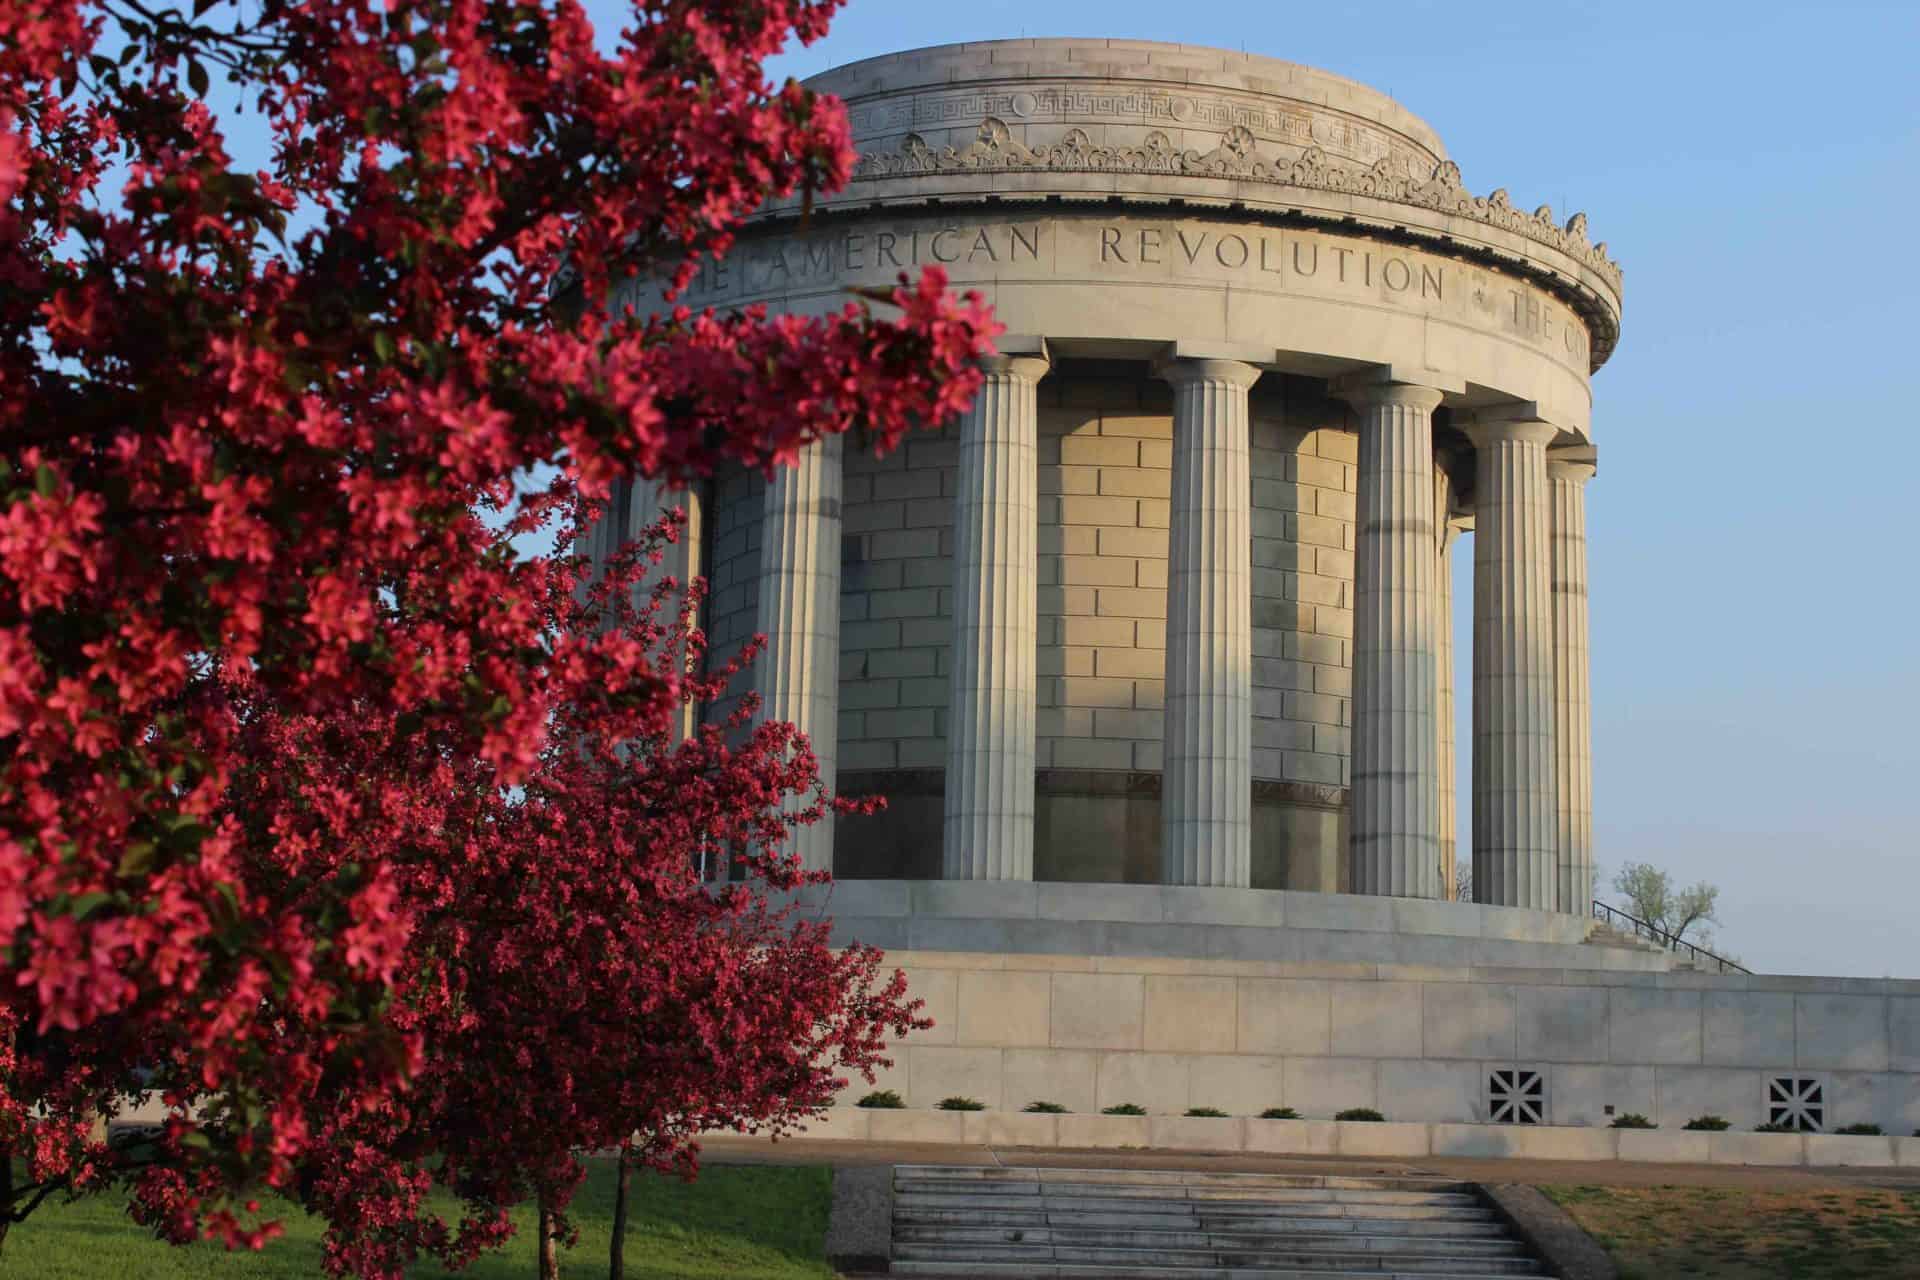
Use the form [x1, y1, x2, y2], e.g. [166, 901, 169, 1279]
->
[889, 1165, 1542, 1278]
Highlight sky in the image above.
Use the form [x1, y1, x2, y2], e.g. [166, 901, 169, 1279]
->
[731, 0, 1920, 977]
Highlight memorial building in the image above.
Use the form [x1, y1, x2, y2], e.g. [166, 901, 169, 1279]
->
[603, 41, 1920, 1146]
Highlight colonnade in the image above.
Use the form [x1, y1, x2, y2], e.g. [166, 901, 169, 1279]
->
[740, 353, 1596, 913]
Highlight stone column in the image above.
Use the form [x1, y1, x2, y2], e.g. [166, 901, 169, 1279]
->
[1466, 416, 1560, 910]
[1550, 454, 1597, 914]
[626, 477, 705, 741]
[944, 353, 1049, 879]
[1435, 463, 1462, 900]
[1158, 358, 1260, 888]
[756, 434, 843, 872]
[1342, 382, 1446, 900]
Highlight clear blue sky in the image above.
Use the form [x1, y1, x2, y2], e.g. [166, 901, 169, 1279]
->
[743, 0, 1920, 976]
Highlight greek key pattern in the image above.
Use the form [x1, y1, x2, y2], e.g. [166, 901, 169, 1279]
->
[853, 117, 1622, 290]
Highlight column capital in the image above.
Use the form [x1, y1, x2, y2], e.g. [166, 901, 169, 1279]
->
[1547, 444, 1598, 483]
[1154, 354, 1263, 390]
[978, 353, 1052, 381]
[1463, 416, 1559, 449]
[1333, 380, 1448, 414]
[978, 335, 1051, 381]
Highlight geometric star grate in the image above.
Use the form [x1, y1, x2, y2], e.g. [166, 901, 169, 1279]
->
[1766, 1076, 1825, 1133]
[1488, 1068, 1546, 1125]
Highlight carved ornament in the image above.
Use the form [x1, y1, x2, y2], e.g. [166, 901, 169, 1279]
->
[854, 118, 1622, 292]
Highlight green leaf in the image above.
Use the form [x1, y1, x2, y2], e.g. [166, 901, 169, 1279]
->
[372, 331, 396, 363]
[116, 840, 158, 878]
[34, 464, 57, 497]
[68, 891, 113, 920]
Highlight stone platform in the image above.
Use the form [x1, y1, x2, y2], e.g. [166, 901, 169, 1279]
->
[787, 883, 1920, 1136]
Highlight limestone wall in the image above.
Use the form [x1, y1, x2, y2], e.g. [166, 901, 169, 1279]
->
[701, 366, 1374, 883]
[848, 947, 1920, 1135]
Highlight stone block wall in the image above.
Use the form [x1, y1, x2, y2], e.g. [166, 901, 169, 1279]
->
[851, 948, 1920, 1135]
[701, 365, 1368, 882]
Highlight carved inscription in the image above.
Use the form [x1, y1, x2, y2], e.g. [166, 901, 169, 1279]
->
[679, 218, 1590, 366]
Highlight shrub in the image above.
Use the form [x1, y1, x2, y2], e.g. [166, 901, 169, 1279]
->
[1259, 1107, 1301, 1120]
[1682, 1115, 1730, 1131]
[1102, 1103, 1147, 1116]
[1754, 1121, 1798, 1133]
[856, 1090, 905, 1109]
[1185, 1106, 1229, 1118]
[1023, 1101, 1069, 1114]
[936, 1096, 985, 1112]
[1835, 1123, 1884, 1136]
[1335, 1108, 1385, 1122]
[1610, 1113, 1656, 1129]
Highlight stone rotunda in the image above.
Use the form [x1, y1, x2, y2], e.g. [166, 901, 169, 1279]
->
[619, 37, 1615, 912]
[602, 41, 1920, 1140]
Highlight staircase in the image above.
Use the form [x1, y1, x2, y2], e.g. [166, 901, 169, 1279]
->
[888, 1165, 1542, 1278]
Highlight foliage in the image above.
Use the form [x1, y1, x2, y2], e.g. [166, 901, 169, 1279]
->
[853, 1091, 904, 1111]
[1612, 861, 1723, 949]
[1021, 1101, 1067, 1114]
[1609, 1113, 1656, 1129]
[1258, 1108, 1300, 1120]
[1754, 1121, 1799, 1133]
[1334, 1108, 1384, 1123]
[1183, 1107, 1228, 1118]
[0, 0, 999, 1274]
[1682, 1115, 1731, 1131]
[933, 1097, 983, 1112]
[1100, 1104, 1146, 1117]
[4, 1160, 835, 1279]
[1835, 1123, 1885, 1136]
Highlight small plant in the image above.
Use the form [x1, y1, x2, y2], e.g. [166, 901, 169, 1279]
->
[936, 1096, 985, 1111]
[1835, 1123, 1884, 1136]
[1102, 1102, 1147, 1116]
[1754, 1121, 1798, 1133]
[1023, 1100, 1069, 1114]
[856, 1090, 905, 1109]
[1610, 1113, 1656, 1129]
[1683, 1115, 1731, 1131]
[1335, 1108, 1385, 1122]
[1185, 1106, 1229, 1118]
[1259, 1107, 1300, 1120]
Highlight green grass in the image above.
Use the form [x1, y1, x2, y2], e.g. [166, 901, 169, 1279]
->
[2, 1162, 836, 1280]
[1541, 1183, 1920, 1279]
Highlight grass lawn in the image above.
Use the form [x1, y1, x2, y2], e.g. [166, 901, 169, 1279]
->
[2, 1161, 837, 1280]
[1543, 1183, 1920, 1279]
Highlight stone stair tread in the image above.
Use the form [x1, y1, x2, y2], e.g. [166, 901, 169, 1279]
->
[893, 1265, 1539, 1279]
[894, 1241, 1538, 1270]
[895, 1180, 1481, 1206]
[893, 1166, 1472, 1193]
[897, 1226, 1524, 1253]
[895, 1209, 1508, 1236]
[894, 1193, 1495, 1220]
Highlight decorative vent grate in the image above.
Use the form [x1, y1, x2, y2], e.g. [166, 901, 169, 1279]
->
[1766, 1077, 1825, 1132]
[1488, 1068, 1546, 1125]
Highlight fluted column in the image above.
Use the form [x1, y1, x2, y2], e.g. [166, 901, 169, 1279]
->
[1435, 464, 1462, 899]
[1158, 358, 1260, 887]
[756, 434, 843, 872]
[1341, 382, 1446, 899]
[944, 354, 1049, 879]
[1467, 416, 1560, 910]
[1550, 455, 1596, 914]
[624, 476, 705, 740]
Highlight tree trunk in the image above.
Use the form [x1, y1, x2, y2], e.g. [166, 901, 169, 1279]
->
[538, 1193, 561, 1280]
[609, 1150, 631, 1280]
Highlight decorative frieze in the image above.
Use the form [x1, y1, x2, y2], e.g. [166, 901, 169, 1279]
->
[854, 118, 1621, 292]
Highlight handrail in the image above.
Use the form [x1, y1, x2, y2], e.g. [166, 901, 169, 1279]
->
[1591, 900, 1749, 975]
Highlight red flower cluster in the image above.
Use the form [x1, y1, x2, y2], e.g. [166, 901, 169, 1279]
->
[0, 1, 995, 1273]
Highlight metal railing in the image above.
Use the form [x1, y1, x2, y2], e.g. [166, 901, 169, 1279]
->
[1591, 900, 1749, 975]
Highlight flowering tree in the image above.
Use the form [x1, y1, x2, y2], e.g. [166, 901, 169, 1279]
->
[0, 0, 994, 1274]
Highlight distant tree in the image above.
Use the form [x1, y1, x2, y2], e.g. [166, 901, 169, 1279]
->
[1611, 861, 1722, 948]
[1452, 858, 1473, 904]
